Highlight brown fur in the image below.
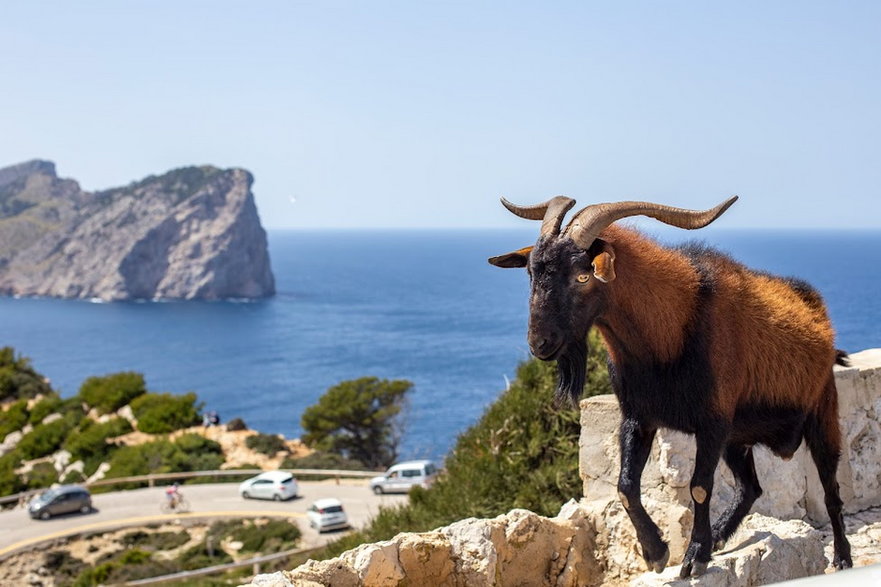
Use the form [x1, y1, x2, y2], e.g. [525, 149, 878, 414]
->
[595, 224, 838, 420]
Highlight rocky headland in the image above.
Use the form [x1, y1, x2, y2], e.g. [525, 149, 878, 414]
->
[0, 160, 274, 301]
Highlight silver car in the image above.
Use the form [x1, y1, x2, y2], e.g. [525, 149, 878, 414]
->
[369, 460, 438, 494]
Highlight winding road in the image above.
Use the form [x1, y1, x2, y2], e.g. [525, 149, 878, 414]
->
[0, 480, 408, 559]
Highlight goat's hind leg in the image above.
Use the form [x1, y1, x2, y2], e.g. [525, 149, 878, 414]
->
[804, 380, 852, 570]
[617, 418, 669, 573]
[711, 444, 762, 550]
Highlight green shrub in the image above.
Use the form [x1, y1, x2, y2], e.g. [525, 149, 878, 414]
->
[245, 433, 287, 456]
[104, 434, 223, 482]
[63, 417, 133, 462]
[119, 549, 153, 565]
[0, 399, 28, 440]
[177, 540, 232, 570]
[61, 469, 86, 485]
[27, 394, 62, 425]
[173, 433, 224, 471]
[0, 450, 25, 495]
[236, 519, 301, 553]
[26, 461, 58, 489]
[17, 415, 77, 460]
[122, 529, 190, 551]
[59, 396, 87, 418]
[316, 329, 610, 560]
[131, 392, 201, 433]
[226, 417, 247, 431]
[200, 518, 301, 555]
[78, 372, 146, 414]
[73, 562, 113, 587]
[0, 347, 54, 402]
[72, 549, 172, 586]
[105, 440, 180, 480]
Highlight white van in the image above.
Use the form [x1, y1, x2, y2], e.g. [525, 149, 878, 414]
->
[369, 460, 438, 494]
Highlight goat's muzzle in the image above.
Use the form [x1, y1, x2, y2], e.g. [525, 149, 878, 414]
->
[529, 331, 563, 361]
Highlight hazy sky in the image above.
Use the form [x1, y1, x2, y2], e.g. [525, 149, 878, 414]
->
[2, 2, 879, 229]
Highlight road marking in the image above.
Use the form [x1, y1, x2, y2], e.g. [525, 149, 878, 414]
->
[0, 510, 305, 559]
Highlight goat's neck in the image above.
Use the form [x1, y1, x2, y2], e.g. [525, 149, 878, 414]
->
[594, 226, 701, 366]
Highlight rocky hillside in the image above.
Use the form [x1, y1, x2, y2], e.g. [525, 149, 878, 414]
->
[0, 160, 274, 301]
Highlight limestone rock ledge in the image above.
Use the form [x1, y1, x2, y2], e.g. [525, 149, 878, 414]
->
[244, 500, 826, 587]
[0, 160, 274, 301]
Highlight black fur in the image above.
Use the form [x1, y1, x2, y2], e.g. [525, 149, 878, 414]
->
[554, 338, 587, 407]
[603, 253, 717, 433]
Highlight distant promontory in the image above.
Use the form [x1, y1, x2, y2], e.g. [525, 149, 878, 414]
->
[0, 160, 275, 301]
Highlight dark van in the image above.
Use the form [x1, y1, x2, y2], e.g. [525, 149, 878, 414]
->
[28, 485, 92, 520]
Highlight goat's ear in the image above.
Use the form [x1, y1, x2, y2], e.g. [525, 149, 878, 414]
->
[591, 246, 616, 283]
[488, 246, 532, 268]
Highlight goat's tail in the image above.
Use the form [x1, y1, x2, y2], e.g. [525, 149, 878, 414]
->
[835, 349, 850, 367]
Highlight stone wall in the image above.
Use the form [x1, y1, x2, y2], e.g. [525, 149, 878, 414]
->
[580, 348, 881, 525]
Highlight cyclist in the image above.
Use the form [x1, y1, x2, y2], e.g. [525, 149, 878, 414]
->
[165, 482, 182, 508]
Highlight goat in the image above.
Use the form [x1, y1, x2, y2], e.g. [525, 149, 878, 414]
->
[488, 196, 852, 577]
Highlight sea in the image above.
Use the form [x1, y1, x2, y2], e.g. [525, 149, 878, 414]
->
[0, 228, 879, 464]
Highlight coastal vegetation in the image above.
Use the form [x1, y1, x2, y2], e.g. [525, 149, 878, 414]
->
[77, 371, 145, 414]
[34, 518, 301, 586]
[0, 346, 52, 402]
[245, 432, 288, 456]
[314, 329, 610, 560]
[2, 334, 611, 581]
[0, 352, 259, 496]
[301, 376, 412, 469]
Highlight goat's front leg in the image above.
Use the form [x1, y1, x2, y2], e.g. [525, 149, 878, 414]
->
[680, 424, 728, 578]
[618, 418, 668, 572]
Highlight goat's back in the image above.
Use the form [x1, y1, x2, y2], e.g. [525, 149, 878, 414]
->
[679, 243, 838, 415]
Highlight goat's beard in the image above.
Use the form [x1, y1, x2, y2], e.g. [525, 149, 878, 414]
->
[553, 338, 587, 408]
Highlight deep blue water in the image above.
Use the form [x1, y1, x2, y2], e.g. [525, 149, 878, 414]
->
[0, 229, 878, 462]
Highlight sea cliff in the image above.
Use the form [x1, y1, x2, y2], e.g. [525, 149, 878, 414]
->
[0, 160, 274, 301]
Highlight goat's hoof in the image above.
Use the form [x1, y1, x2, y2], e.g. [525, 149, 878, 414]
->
[713, 538, 725, 551]
[679, 559, 708, 578]
[833, 555, 853, 570]
[644, 546, 670, 573]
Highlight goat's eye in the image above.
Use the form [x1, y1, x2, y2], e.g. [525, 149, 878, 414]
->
[576, 274, 590, 284]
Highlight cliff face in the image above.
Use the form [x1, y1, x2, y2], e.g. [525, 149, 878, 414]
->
[0, 160, 275, 301]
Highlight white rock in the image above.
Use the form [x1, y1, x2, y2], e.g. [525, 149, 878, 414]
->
[52, 450, 72, 473]
[0, 430, 23, 457]
[86, 462, 111, 484]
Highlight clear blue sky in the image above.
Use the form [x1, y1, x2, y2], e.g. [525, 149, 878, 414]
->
[2, 2, 879, 229]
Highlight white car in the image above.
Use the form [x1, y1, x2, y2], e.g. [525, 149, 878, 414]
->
[369, 460, 438, 494]
[307, 498, 349, 532]
[239, 471, 299, 501]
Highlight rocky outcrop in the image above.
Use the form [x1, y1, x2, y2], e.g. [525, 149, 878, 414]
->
[0, 160, 274, 301]
[246, 500, 828, 587]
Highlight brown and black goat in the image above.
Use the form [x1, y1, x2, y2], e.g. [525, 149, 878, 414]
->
[489, 196, 852, 577]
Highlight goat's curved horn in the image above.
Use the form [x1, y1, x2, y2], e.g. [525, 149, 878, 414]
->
[500, 196, 576, 237]
[566, 196, 738, 249]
